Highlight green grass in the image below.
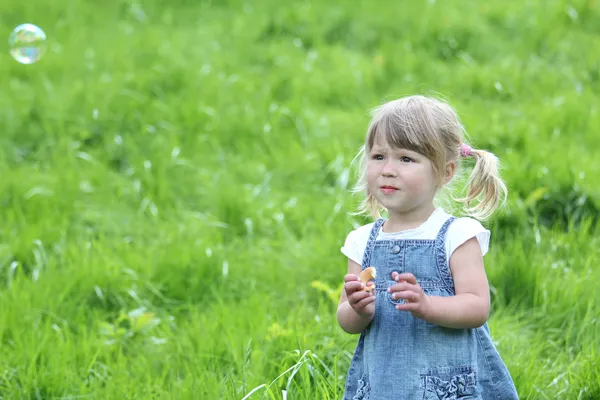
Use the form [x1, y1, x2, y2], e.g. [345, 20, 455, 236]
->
[0, 0, 599, 398]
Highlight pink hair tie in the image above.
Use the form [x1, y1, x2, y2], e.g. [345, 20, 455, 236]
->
[460, 144, 473, 158]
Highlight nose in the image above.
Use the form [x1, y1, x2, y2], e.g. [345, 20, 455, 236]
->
[381, 161, 397, 177]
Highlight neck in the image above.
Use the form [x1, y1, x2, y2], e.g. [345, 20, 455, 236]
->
[382, 204, 437, 233]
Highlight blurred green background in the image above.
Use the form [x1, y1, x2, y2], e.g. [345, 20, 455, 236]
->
[0, 0, 599, 398]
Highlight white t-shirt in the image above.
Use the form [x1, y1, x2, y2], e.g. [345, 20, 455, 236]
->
[341, 208, 490, 266]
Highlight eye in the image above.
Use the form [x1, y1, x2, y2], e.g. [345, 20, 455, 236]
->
[371, 154, 384, 161]
[400, 156, 413, 163]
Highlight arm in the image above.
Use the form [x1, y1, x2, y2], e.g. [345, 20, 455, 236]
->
[430, 236, 490, 328]
[390, 237, 490, 329]
[336, 258, 376, 334]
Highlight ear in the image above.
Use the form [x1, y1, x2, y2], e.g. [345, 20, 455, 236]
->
[442, 161, 456, 185]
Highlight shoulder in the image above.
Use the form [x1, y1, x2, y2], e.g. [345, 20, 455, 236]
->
[446, 216, 491, 257]
[448, 216, 489, 235]
[344, 222, 377, 246]
[341, 221, 378, 265]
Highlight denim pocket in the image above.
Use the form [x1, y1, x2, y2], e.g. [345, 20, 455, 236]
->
[386, 270, 405, 306]
[387, 292, 405, 306]
[351, 375, 370, 400]
[422, 366, 480, 400]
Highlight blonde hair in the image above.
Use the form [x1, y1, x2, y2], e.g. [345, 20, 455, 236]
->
[350, 95, 508, 221]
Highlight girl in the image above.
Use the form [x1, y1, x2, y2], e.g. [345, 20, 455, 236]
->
[337, 95, 519, 399]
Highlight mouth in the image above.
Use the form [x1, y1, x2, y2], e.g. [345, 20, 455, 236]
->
[380, 185, 399, 193]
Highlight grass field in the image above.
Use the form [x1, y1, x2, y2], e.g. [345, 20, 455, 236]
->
[1, 0, 599, 398]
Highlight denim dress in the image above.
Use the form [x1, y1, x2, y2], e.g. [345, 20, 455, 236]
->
[343, 217, 519, 399]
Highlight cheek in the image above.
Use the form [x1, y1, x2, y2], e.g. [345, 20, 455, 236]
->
[366, 165, 379, 183]
[407, 168, 435, 188]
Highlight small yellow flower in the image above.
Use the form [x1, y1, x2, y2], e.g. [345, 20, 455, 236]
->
[267, 323, 291, 340]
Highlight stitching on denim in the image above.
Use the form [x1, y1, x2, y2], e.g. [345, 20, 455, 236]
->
[434, 217, 456, 293]
[361, 219, 385, 270]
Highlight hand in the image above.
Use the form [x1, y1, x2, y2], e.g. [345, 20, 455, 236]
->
[344, 274, 376, 318]
[388, 272, 432, 320]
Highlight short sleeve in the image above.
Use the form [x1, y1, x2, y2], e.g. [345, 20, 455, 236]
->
[445, 217, 491, 262]
[340, 229, 363, 265]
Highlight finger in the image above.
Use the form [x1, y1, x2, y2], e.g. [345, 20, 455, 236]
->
[344, 274, 360, 283]
[395, 302, 418, 311]
[394, 290, 419, 302]
[363, 281, 375, 291]
[388, 282, 418, 294]
[348, 290, 371, 305]
[345, 281, 366, 293]
[393, 272, 417, 284]
[353, 293, 376, 309]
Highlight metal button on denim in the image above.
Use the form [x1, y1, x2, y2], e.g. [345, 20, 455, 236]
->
[391, 245, 400, 254]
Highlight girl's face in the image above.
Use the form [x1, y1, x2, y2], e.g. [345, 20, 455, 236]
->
[366, 138, 439, 217]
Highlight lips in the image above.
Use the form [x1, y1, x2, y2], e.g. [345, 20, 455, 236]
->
[380, 185, 398, 194]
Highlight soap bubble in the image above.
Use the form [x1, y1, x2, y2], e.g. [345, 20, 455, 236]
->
[8, 24, 47, 64]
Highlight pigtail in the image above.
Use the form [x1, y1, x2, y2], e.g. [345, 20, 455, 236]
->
[454, 148, 508, 220]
